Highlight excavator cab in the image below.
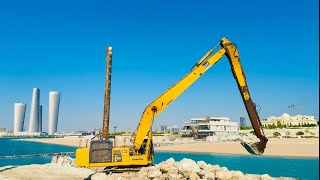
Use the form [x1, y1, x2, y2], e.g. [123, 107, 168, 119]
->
[138, 139, 154, 156]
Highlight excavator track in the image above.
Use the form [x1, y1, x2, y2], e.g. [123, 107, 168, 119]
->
[103, 165, 153, 173]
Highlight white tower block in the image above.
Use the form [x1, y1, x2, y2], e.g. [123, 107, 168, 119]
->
[48, 91, 61, 135]
[39, 105, 42, 132]
[14, 103, 26, 134]
[29, 88, 40, 133]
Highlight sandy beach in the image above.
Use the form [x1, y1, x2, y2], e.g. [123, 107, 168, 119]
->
[0, 164, 93, 180]
[19, 136, 319, 158]
[155, 140, 319, 158]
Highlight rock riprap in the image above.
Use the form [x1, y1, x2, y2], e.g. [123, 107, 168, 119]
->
[51, 155, 75, 167]
[89, 157, 297, 180]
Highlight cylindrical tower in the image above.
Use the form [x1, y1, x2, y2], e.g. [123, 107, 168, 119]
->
[29, 88, 40, 133]
[39, 105, 42, 132]
[48, 91, 61, 135]
[14, 103, 26, 134]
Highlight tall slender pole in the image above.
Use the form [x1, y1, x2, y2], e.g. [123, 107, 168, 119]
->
[293, 105, 295, 116]
[289, 104, 295, 116]
[102, 47, 112, 139]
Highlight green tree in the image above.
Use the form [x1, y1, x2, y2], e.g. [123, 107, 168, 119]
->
[296, 131, 304, 136]
[273, 132, 281, 137]
[153, 131, 165, 135]
[267, 124, 277, 129]
[240, 126, 252, 130]
[115, 131, 126, 135]
[276, 121, 284, 129]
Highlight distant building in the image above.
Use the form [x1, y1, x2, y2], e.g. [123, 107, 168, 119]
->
[39, 105, 42, 132]
[160, 124, 167, 132]
[94, 128, 102, 135]
[14, 103, 26, 134]
[76, 131, 93, 136]
[167, 125, 179, 133]
[29, 88, 40, 133]
[240, 117, 246, 127]
[261, 113, 318, 127]
[48, 91, 61, 135]
[12, 132, 42, 136]
[182, 116, 238, 139]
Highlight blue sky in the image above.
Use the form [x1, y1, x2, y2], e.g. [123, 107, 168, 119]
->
[0, 0, 319, 132]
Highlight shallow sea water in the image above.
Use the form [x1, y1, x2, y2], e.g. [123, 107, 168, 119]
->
[0, 138, 318, 180]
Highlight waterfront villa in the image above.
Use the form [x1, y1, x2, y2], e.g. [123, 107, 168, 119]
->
[182, 116, 238, 139]
[261, 113, 318, 127]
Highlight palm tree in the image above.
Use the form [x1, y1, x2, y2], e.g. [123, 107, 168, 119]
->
[305, 129, 310, 135]
[310, 132, 315, 136]
[285, 131, 291, 137]
[190, 125, 199, 139]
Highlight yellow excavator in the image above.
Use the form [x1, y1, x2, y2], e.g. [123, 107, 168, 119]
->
[76, 37, 268, 168]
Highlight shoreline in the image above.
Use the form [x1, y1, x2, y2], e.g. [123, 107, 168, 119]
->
[156, 149, 320, 159]
[15, 139, 79, 148]
[16, 137, 319, 158]
[154, 140, 319, 158]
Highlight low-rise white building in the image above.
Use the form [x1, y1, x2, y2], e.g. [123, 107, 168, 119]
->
[0, 131, 43, 137]
[182, 116, 238, 139]
[0, 131, 9, 137]
[261, 113, 318, 127]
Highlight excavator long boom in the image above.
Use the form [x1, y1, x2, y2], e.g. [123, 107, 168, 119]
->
[133, 37, 268, 155]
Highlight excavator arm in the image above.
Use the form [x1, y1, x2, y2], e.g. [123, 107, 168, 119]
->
[133, 37, 268, 155]
[220, 38, 268, 154]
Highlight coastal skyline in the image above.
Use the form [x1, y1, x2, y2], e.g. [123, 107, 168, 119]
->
[0, 0, 319, 132]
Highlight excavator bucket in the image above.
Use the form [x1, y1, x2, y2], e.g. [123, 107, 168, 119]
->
[240, 140, 267, 155]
